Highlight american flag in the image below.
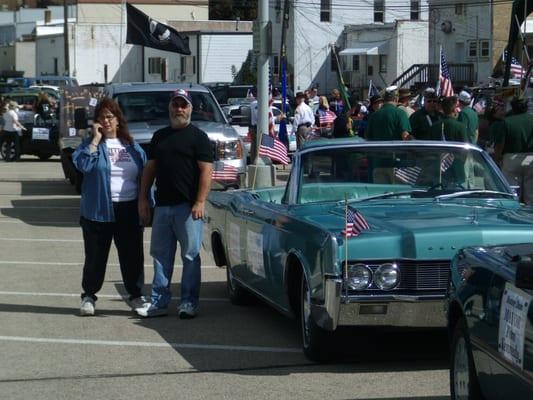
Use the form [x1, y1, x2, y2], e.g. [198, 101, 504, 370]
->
[211, 160, 239, 181]
[258, 134, 289, 165]
[343, 206, 370, 238]
[439, 47, 454, 97]
[503, 50, 526, 79]
[394, 166, 421, 185]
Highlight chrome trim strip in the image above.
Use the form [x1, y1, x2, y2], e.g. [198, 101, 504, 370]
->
[343, 294, 446, 302]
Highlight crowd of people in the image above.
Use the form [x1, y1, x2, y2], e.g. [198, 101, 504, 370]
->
[288, 84, 532, 205]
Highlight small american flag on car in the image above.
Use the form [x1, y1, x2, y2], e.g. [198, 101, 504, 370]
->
[343, 206, 370, 238]
[211, 161, 239, 181]
[259, 134, 289, 165]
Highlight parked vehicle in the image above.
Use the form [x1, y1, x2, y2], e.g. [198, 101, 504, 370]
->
[104, 82, 247, 188]
[0, 90, 60, 160]
[204, 139, 533, 361]
[448, 243, 533, 399]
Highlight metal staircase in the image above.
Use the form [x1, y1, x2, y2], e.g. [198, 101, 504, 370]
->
[392, 63, 475, 90]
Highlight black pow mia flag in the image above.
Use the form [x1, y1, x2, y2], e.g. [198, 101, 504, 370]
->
[126, 3, 191, 55]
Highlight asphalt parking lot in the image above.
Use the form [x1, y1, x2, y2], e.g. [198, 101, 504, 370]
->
[0, 157, 451, 400]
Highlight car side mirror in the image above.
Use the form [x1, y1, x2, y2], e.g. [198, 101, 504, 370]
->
[515, 257, 533, 290]
[238, 106, 251, 127]
[510, 185, 521, 198]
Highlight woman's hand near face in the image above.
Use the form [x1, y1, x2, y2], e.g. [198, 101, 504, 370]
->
[92, 123, 103, 144]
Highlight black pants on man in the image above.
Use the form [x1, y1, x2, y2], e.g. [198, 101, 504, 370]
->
[80, 200, 144, 301]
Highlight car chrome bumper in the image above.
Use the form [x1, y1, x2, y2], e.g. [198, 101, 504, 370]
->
[311, 277, 447, 331]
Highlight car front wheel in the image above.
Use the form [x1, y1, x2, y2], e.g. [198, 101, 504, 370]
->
[450, 317, 482, 400]
[300, 273, 334, 362]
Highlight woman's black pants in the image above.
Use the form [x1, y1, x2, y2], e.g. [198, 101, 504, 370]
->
[80, 200, 144, 301]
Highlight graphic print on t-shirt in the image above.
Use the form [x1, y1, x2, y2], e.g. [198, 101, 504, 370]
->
[107, 146, 133, 164]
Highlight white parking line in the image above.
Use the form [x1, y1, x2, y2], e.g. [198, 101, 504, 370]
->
[0, 290, 228, 302]
[0, 335, 301, 354]
[0, 237, 151, 244]
[0, 206, 79, 209]
[0, 261, 219, 268]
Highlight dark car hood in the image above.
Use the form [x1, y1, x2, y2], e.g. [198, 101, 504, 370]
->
[300, 200, 533, 260]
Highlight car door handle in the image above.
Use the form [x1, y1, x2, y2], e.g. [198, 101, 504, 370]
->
[241, 208, 255, 216]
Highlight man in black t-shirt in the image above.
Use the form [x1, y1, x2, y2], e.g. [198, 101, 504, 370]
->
[137, 88, 213, 319]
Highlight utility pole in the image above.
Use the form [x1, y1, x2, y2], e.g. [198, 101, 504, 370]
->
[63, 0, 70, 76]
[248, 0, 275, 188]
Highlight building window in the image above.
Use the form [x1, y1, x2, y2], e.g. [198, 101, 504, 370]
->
[455, 3, 465, 16]
[410, 1, 419, 20]
[148, 57, 162, 74]
[320, 0, 331, 23]
[181, 56, 196, 75]
[273, 55, 279, 75]
[374, 0, 384, 23]
[479, 40, 489, 58]
[467, 40, 477, 58]
[368, 65, 374, 76]
[352, 55, 360, 72]
[275, 0, 281, 23]
[379, 55, 387, 73]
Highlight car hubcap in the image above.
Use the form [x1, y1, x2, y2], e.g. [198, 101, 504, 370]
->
[301, 278, 311, 347]
[454, 336, 470, 400]
[1, 141, 15, 160]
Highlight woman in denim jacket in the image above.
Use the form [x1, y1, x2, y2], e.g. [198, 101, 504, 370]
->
[73, 97, 149, 316]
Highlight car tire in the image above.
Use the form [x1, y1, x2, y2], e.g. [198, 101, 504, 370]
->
[38, 153, 52, 161]
[1, 138, 16, 162]
[450, 317, 482, 400]
[300, 273, 334, 362]
[226, 264, 252, 306]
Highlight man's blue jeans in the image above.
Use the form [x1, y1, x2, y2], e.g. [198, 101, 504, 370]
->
[149, 204, 203, 309]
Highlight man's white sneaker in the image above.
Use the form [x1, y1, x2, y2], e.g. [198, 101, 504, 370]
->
[178, 303, 197, 319]
[80, 296, 95, 316]
[128, 296, 150, 311]
[135, 303, 168, 318]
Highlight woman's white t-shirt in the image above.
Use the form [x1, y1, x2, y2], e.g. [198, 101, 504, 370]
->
[2, 109, 19, 132]
[105, 138, 139, 202]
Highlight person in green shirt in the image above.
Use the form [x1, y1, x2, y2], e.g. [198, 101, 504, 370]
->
[429, 96, 467, 142]
[486, 96, 506, 152]
[409, 88, 441, 140]
[366, 87, 411, 183]
[366, 87, 411, 141]
[494, 97, 533, 205]
[457, 90, 479, 144]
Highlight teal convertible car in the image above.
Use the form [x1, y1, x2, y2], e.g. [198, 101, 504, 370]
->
[205, 139, 533, 361]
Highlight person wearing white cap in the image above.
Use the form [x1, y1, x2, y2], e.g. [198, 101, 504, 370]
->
[457, 90, 479, 144]
[137, 88, 214, 319]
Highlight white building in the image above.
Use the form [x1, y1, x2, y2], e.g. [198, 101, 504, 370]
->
[268, 0, 429, 94]
[428, 1, 493, 86]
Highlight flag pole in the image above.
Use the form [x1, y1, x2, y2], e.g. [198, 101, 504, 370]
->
[344, 194, 348, 295]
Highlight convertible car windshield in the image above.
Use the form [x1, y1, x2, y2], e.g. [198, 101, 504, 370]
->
[297, 146, 509, 204]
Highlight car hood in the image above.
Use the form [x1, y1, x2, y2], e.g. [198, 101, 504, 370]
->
[299, 200, 533, 260]
[128, 120, 240, 144]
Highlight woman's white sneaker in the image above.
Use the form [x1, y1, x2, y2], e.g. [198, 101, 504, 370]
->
[80, 296, 95, 316]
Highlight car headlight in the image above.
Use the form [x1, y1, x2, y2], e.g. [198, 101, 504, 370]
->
[374, 263, 400, 290]
[218, 140, 243, 160]
[347, 264, 372, 290]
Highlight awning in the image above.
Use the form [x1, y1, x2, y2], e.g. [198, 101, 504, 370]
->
[339, 41, 389, 56]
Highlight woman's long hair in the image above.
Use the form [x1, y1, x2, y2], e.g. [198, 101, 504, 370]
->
[94, 97, 133, 145]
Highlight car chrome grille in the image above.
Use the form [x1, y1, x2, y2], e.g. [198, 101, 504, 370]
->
[346, 260, 450, 293]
